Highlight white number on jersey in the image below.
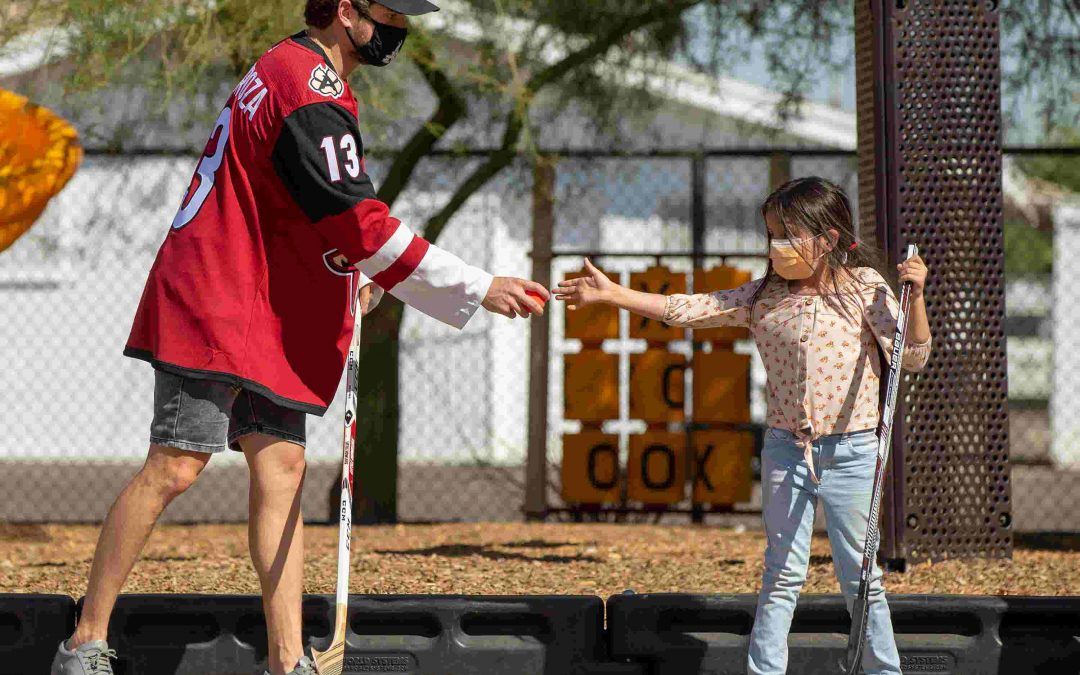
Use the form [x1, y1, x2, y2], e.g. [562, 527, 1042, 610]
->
[319, 133, 361, 183]
[340, 135, 360, 178]
[171, 106, 231, 230]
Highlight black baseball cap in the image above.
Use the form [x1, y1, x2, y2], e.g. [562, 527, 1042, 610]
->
[372, 0, 439, 15]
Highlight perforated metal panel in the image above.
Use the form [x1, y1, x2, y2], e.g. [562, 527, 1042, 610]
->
[856, 0, 1012, 565]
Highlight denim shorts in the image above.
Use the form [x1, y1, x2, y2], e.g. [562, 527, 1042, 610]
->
[150, 370, 307, 454]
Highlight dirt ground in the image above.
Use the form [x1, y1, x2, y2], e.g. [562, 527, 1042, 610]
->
[1, 523, 1077, 598]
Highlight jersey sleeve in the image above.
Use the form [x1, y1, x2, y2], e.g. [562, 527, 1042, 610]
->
[271, 102, 493, 329]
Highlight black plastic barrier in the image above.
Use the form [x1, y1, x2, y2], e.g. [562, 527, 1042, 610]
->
[606, 593, 1080, 675]
[77, 595, 267, 675]
[75, 594, 643, 675]
[21, 593, 1076, 674]
[301, 595, 642, 675]
[0, 594, 76, 674]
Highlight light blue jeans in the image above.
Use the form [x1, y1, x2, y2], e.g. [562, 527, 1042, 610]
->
[747, 428, 901, 675]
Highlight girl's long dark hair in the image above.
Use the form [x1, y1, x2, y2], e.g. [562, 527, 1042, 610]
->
[750, 176, 891, 320]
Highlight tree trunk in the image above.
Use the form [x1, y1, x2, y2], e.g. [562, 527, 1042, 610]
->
[351, 297, 406, 524]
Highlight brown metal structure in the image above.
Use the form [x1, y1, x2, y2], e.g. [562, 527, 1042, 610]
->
[525, 159, 556, 520]
[856, 0, 1012, 565]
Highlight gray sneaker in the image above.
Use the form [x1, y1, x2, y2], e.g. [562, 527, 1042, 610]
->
[50, 639, 117, 674]
[266, 655, 318, 675]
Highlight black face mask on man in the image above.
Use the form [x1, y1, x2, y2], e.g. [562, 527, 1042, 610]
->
[347, 3, 408, 67]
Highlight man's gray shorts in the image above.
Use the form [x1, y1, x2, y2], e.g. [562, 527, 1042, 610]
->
[150, 370, 306, 454]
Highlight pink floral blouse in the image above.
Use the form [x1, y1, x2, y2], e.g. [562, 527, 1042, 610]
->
[664, 267, 931, 459]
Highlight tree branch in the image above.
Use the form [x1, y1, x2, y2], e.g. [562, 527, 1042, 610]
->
[376, 36, 468, 210]
[525, 0, 703, 96]
[420, 0, 707, 244]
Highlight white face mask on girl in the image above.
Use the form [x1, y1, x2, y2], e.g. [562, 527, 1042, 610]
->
[769, 234, 829, 280]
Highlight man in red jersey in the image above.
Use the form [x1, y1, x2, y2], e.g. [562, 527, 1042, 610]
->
[52, 2, 548, 674]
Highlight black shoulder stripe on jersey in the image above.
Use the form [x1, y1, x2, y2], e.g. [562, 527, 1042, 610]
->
[271, 102, 377, 224]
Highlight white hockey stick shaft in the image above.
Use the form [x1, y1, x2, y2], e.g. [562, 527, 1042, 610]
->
[313, 289, 363, 675]
[844, 244, 918, 674]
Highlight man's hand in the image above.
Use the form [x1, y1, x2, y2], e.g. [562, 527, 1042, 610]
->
[482, 277, 550, 318]
[359, 282, 383, 316]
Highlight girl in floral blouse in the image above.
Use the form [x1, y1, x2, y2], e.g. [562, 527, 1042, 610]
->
[554, 177, 931, 675]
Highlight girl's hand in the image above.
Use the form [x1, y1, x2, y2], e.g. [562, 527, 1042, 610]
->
[554, 258, 616, 310]
[898, 255, 928, 298]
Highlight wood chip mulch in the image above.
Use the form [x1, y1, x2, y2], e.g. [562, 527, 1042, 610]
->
[2, 523, 1077, 598]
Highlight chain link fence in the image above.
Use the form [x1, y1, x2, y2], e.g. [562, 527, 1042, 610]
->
[1, 149, 1076, 532]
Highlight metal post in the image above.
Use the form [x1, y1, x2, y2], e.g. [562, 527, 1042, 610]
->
[768, 152, 792, 192]
[855, 0, 900, 564]
[855, 0, 1012, 565]
[690, 154, 706, 524]
[525, 157, 555, 520]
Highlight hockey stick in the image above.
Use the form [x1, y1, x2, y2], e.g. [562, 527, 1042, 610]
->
[842, 244, 918, 675]
[311, 289, 363, 675]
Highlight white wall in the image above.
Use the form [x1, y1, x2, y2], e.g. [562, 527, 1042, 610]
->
[1, 157, 194, 462]
[394, 189, 532, 466]
[1052, 201, 1080, 468]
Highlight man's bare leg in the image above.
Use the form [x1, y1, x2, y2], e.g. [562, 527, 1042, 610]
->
[69, 445, 210, 647]
[242, 434, 307, 675]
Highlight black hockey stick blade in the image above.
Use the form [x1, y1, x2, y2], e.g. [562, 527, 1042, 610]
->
[843, 579, 871, 674]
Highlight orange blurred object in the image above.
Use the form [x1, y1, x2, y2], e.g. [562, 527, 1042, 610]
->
[0, 89, 83, 254]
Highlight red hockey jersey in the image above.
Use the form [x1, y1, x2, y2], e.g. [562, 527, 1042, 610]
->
[125, 33, 492, 414]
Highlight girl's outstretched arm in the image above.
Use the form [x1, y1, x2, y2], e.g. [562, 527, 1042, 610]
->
[554, 259, 756, 329]
[553, 258, 667, 320]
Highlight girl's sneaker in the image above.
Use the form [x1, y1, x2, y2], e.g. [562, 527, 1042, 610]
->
[50, 639, 117, 675]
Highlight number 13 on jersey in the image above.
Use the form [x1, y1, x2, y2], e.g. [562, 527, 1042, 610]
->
[172, 107, 231, 231]
[320, 134, 361, 182]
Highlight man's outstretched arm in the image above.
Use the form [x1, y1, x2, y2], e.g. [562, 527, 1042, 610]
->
[271, 101, 547, 324]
